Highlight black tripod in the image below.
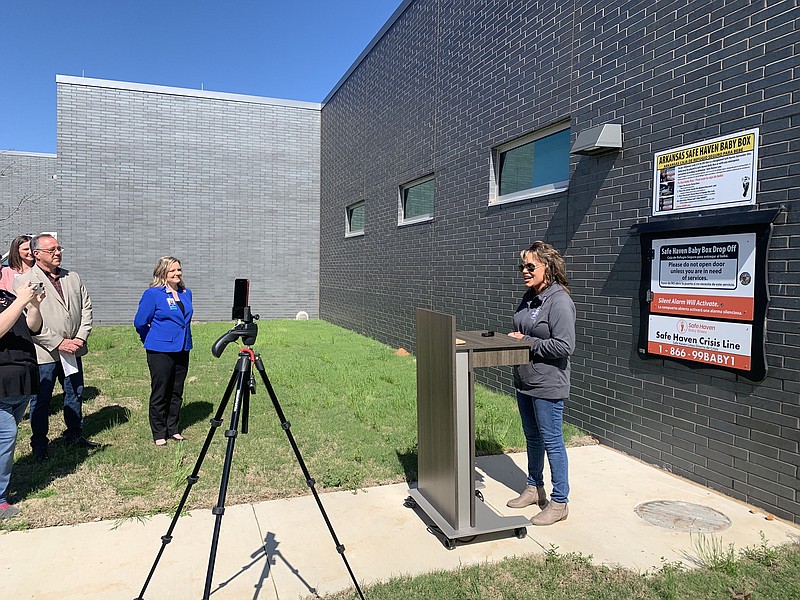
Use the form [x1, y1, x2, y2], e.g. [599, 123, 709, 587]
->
[136, 315, 366, 600]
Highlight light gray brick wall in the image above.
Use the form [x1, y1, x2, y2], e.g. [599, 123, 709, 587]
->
[56, 78, 321, 323]
[0, 151, 58, 247]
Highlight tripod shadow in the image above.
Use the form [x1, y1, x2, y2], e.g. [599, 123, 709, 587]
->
[211, 531, 319, 599]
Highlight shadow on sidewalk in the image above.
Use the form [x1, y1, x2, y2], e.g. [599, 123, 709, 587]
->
[210, 531, 320, 599]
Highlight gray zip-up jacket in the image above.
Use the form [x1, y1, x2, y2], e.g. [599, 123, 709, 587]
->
[511, 282, 576, 399]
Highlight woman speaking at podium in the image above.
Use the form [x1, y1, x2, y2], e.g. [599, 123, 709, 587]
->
[506, 241, 575, 526]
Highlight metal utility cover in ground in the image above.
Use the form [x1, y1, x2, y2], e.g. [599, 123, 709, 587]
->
[635, 500, 732, 533]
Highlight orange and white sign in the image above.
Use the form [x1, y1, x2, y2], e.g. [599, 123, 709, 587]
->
[648, 315, 752, 371]
[650, 232, 756, 321]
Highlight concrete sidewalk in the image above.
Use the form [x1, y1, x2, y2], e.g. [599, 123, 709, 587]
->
[1, 445, 797, 599]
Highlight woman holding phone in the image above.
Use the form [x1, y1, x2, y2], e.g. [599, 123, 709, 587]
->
[0, 280, 45, 519]
[134, 257, 193, 446]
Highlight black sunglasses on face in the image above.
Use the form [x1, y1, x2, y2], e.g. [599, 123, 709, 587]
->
[518, 263, 542, 272]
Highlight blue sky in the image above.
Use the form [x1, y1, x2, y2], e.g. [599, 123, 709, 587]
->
[0, 0, 403, 154]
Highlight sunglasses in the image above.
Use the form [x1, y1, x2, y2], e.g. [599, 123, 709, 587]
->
[517, 263, 542, 273]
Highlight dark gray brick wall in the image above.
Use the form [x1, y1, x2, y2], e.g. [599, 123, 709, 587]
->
[320, 0, 800, 524]
[0, 151, 58, 246]
[57, 78, 320, 324]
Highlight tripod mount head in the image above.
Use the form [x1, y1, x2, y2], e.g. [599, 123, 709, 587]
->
[212, 306, 260, 358]
[212, 279, 261, 358]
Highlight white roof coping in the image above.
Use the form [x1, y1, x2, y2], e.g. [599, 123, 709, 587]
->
[56, 75, 322, 111]
[0, 150, 57, 158]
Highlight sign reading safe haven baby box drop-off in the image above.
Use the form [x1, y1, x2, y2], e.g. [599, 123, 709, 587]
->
[634, 209, 777, 382]
[650, 232, 756, 321]
[647, 315, 752, 370]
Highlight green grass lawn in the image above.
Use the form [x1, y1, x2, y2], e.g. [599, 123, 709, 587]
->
[5, 319, 584, 530]
[321, 539, 800, 599]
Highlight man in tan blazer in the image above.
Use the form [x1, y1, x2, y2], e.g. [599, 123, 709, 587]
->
[14, 234, 99, 461]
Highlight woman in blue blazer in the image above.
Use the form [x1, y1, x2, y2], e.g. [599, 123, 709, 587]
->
[134, 257, 193, 446]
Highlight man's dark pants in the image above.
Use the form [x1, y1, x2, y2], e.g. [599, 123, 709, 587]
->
[30, 358, 84, 457]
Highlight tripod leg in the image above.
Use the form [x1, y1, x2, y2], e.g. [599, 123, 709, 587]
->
[253, 355, 367, 600]
[203, 352, 252, 599]
[134, 356, 241, 600]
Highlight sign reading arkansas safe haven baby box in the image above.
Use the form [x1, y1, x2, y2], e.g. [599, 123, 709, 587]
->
[653, 128, 758, 216]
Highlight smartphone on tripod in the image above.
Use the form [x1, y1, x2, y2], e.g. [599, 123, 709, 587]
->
[232, 278, 249, 321]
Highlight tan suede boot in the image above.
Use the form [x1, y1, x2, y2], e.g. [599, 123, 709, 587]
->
[531, 500, 568, 525]
[506, 485, 548, 509]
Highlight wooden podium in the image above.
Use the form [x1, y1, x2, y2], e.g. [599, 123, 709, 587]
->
[406, 308, 532, 547]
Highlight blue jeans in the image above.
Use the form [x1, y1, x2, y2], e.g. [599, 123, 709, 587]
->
[0, 395, 33, 504]
[516, 391, 570, 503]
[30, 359, 84, 455]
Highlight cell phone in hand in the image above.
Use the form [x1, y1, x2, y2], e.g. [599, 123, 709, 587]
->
[32, 281, 44, 294]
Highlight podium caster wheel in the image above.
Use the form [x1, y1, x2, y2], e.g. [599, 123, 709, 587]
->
[403, 496, 417, 508]
[475, 490, 484, 502]
[445, 538, 457, 550]
[514, 527, 527, 539]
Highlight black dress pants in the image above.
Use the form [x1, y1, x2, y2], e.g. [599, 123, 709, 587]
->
[146, 350, 190, 440]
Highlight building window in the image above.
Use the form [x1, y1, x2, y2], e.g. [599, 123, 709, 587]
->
[345, 201, 365, 237]
[399, 175, 434, 226]
[490, 123, 571, 205]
